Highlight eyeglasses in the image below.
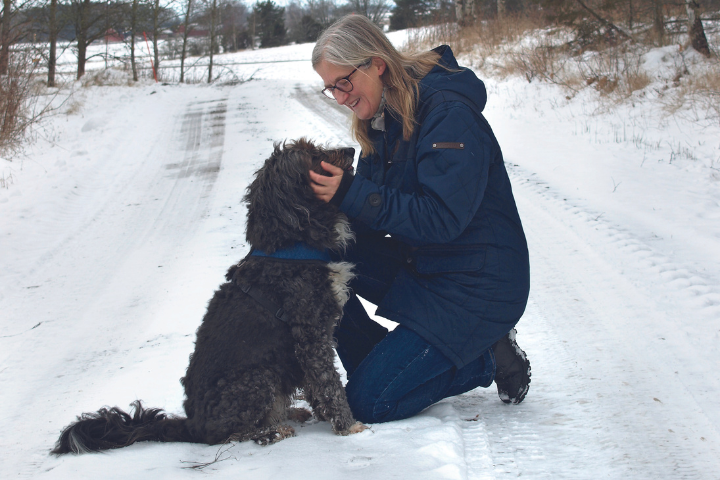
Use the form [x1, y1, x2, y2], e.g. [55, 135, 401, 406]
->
[321, 64, 365, 100]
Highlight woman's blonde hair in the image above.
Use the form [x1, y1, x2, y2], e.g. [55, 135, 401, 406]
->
[312, 14, 440, 155]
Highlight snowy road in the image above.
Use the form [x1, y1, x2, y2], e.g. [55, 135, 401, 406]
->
[1, 40, 719, 479]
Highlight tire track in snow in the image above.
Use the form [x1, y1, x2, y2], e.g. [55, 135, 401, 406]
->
[506, 163, 720, 323]
[0, 88, 232, 479]
[506, 161, 720, 432]
[458, 415, 497, 480]
[290, 84, 356, 147]
[291, 84, 351, 127]
[477, 162, 720, 479]
[150, 97, 228, 236]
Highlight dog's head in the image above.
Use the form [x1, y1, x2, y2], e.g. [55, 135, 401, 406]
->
[243, 138, 355, 253]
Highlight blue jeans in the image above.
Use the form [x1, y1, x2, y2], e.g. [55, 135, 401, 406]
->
[334, 229, 496, 424]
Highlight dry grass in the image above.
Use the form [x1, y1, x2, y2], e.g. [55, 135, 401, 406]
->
[661, 23, 720, 123]
[63, 98, 83, 115]
[406, 14, 547, 67]
[80, 68, 138, 87]
[0, 170, 14, 189]
[662, 63, 720, 123]
[403, 14, 719, 121]
[573, 46, 653, 97]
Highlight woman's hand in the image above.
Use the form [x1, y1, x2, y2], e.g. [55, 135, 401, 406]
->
[309, 161, 345, 203]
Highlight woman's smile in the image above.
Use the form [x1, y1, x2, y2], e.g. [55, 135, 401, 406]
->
[315, 59, 386, 121]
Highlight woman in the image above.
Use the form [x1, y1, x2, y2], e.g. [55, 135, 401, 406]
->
[309, 14, 531, 424]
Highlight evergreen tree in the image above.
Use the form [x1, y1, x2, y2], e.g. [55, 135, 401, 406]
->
[252, 0, 286, 48]
[390, 0, 435, 29]
[296, 13, 323, 42]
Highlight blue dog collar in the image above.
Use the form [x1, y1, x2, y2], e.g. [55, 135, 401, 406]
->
[250, 242, 331, 262]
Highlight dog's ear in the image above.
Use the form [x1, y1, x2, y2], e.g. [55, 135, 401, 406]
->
[243, 143, 324, 251]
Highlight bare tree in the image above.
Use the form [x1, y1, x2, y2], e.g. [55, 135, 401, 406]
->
[48, 0, 58, 86]
[0, 0, 11, 75]
[626, 0, 634, 32]
[284, 0, 303, 37]
[143, 0, 178, 78]
[219, 0, 248, 52]
[574, 0, 632, 40]
[306, 0, 335, 27]
[69, 0, 121, 79]
[497, 0, 506, 20]
[179, 0, 193, 82]
[152, 0, 161, 72]
[652, 0, 664, 45]
[308, 0, 341, 27]
[207, 0, 218, 82]
[454, 0, 475, 27]
[129, 0, 139, 80]
[0, 0, 36, 75]
[347, 0, 390, 25]
[685, 0, 710, 56]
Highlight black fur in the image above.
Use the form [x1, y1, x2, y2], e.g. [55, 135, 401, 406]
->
[52, 139, 359, 454]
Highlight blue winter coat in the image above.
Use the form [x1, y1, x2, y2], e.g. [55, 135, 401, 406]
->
[338, 46, 530, 368]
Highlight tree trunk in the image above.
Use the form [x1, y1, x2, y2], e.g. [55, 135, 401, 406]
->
[466, 0, 475, 23]
[208, 0, 217, 83]
[153, 0, 160, 73]
[454, 0, 464, 26]
[77, 40, 87, 79]
[652, 0, 664, 46]
[455, 0, 475, 26]
[76, 0, 91, 80]
[130, 0, 139, 81]
[686, 1, 710, 57]
[48, 0, 58, 87]
[232, 19, 237, 52]
[180, 0, 193, 83]
[497, 0, 506, 21]
[0, 0, 12, 76]
[103, 0, 111, 70]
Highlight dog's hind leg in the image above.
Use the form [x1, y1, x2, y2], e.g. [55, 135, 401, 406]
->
[260, 389, 292, 427]
[249, 424, 296, 446]
[245, 388, 296, 446]
[191, 369, 282, 445]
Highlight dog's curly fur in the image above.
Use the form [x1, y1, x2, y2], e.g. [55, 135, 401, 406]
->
[52, 139, 360, 454]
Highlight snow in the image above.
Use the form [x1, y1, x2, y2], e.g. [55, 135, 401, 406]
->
[1, 31, 720, 479]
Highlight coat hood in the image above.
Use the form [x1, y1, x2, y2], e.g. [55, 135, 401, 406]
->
[419, 45, 487, 114]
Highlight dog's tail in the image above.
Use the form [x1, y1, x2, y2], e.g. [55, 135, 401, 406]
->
[51, 400, 192, 454]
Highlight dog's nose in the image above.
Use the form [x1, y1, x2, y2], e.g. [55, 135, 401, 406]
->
[344, 148, 355, 159]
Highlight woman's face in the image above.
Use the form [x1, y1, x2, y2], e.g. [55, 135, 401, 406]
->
[315, 57, 386, 121]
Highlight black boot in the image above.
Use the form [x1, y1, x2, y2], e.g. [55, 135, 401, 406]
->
[492, 328, 531, 404]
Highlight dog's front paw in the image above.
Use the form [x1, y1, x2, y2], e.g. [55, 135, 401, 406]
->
[338, 422, 368, 436]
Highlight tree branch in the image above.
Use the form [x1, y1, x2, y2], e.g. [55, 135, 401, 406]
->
[574, 0, 633, 41]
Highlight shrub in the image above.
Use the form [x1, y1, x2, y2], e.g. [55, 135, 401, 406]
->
[0, 47, 46, 157]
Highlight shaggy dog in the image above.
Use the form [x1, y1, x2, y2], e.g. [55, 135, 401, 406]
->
[52, 139, 362, 454]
